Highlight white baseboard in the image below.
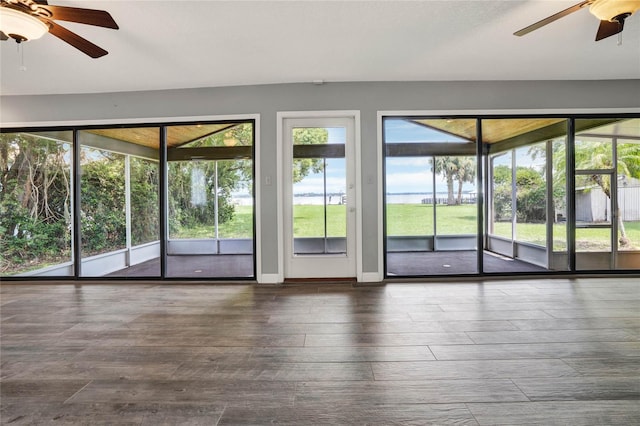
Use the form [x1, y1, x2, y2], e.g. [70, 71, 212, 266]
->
[360, 272, 383, 283]
[258, 273, 282, 284]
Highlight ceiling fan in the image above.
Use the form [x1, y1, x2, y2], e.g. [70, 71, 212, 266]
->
[0, 0, 118, 58]
[515, 0, 640, 41]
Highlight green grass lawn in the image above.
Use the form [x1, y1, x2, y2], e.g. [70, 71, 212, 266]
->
[172, 203, 640, 251]
[171, 205, 254, 239]
[386, 204, 478, 235]
[293, 205, 346, 237]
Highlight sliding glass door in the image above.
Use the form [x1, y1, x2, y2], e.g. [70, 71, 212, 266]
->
[384, 117, 478, 276]
[166, 122, 255, 278]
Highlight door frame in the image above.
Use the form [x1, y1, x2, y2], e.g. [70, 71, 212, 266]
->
[276, 111, 362, 282]
[574, 168, 616, 270]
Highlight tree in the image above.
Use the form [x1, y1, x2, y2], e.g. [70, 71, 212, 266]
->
[492, 163, 546, 223]
[576, 140, 640, 246]
[492, 164, 513, 222]
[0, 133, 72, 273]
[544, 139, 640, 247]
[292, 128, 328, 183]
[454, 157, 476, 204]
[80, 150, 127, 256]
[515, 167, 546, 223]
[434, 156, 475, 205]
[433, 157, 458, 205]
[130, 157, 159, 245]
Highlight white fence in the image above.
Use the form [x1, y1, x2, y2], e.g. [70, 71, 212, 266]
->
[576, 185, 640, 222]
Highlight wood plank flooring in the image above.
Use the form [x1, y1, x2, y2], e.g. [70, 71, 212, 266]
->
[1, 277, 639, 425]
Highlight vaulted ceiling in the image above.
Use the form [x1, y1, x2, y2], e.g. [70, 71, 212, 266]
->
[1, 0, 639, 96]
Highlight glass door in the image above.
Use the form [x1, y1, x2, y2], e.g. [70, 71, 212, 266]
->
[165, 122, 255, 278]
[383, 117, 478, 276]
[283, 117, 356, 279]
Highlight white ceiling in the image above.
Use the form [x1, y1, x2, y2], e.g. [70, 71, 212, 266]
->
[1, 0, 639, 96]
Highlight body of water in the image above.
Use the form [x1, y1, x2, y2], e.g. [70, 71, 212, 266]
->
[232, 193, 475, 206]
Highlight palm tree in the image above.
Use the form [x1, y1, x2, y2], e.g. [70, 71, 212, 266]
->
[552, 139, 640, 247]
[454, 157, 476, 204]
[576, 140, 640, 246]
[433, 156, 476, 205]
[433, 157, 458, 205]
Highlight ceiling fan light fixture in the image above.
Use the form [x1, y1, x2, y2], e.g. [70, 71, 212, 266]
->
[589, 0, 640, 21]
[0, 7, 48, 41]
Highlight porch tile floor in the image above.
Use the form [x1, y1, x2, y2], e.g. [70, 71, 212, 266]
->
[107, 255, 254, 279]
[387, 251, 548, 276]
[109, 251, 544, 279]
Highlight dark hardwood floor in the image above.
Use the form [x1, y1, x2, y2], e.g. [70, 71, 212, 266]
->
[1, 277, 639, 425]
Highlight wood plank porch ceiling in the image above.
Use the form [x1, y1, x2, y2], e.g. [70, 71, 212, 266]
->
[411, 118, 566, 144]
[85, 123, 236, 149]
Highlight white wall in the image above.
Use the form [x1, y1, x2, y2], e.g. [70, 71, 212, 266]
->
[2, 80, 640, 277]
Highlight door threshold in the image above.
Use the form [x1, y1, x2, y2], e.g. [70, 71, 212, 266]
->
[283, 277, 357, 284]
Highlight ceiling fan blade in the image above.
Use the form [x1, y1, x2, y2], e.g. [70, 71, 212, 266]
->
[42, 5, 118, 29]
[514, 0, 592, 36]
[33, 0, 48, 4]
[1, 31, 8, 41]
[595, 19, 624, 41]
[47, 21, 108, 58]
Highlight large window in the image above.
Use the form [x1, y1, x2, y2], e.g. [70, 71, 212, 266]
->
[2, 121, 255, 280]
[384, 117, 478, 276]
[0, 131, 73, 277]
[2, 115, 638, 280]
[166, 121, 254, 278]
[78, 127, 160, 277]
[574, 118, 640, 270]
[483, 118, 570, 273]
